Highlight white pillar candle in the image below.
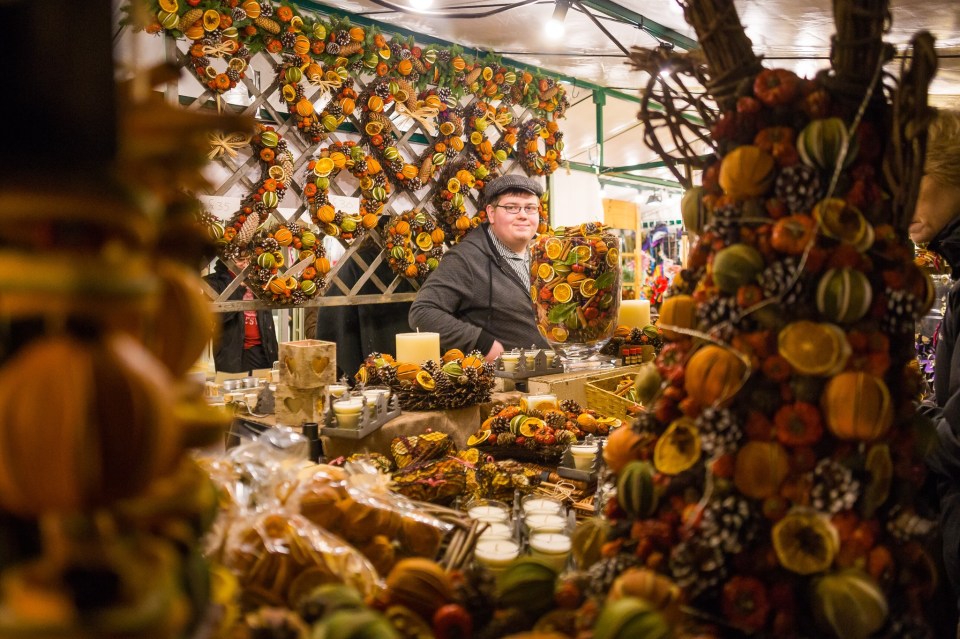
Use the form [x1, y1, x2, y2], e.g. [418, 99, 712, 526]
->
[395, 331, 441, 364]
[522, 394, 558, 412]
[474, 538, 520, 572]
[524, 513, 568, 534]
[528, 532, 572, 571]
[333, 398, 364, 429]
[570, 443, 598, 471]
[619, 299, 651, 329]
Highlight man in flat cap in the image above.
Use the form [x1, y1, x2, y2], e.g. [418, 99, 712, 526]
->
[409, 174, 549, 361]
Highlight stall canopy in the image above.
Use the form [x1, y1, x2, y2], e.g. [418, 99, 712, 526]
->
[294, 0, 960, 202]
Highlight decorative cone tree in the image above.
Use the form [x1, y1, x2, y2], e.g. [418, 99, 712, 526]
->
[598, 0, 943, 636]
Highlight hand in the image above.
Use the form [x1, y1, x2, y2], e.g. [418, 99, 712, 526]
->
[485, 340, 505, 363]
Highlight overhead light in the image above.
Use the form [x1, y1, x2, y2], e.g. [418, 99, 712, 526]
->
[545, 0, 570, 39]
[409, 0, 433, 10]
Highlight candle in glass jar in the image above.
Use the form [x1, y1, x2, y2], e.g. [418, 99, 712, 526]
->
[396, 331, 441, 364]
[522, 394, 558, 413]
[468, 504, 511, 523]
[522, 496, 563, 516]
[333, 398, 364, 429]
[524, 513, 567, 534]
[474, 538, 520, 572]
[570, 443, 598, 471]
[501, 351, 520, 372]
[479, 522, 514, 540]
[619, 299, 651, 329]
[528, 532, 572, 571]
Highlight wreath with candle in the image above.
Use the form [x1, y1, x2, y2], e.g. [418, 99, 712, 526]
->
[517, 118, 563, 177]
[383, 209, 445, 282]
[247, 222, 328, 304]
[306, 141, 391, 242]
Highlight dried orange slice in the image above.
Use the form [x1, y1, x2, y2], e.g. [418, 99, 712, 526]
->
[777, 321, 850, 376]
[530, 286, 539, 303]
[364, 121, 383, 136]
[580, 279, 598, 297]
[416, 233, 434, 251]
[313, 157, 335, 177]
[544, 238, 564, 260]
[415, 370, 436, 391]
[447, 178, 461, 193]
[863, 443, 893, 518]
[553, 283, 573, 303]
[466, 430, 491, 447]
[202, 9, 221, 31]
[537, 263, 555, 282]
[268, 165, 286, 181]
[567, 272, 586, 286]
[772, 508, 839, 575]
[158, 0, 179, 11]
[551, 326, 569, 342]
[653, 418, 701, 475]
[606, 247, 620, 268]
[519, 417, 544, 437]
[574, 245, 592, 263]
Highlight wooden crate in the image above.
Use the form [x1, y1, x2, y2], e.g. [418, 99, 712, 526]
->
[527, 364, 645, 408]
[279, 339, 336, 389]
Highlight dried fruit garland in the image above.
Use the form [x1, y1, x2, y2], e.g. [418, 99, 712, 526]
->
[356, 351, 495, 411]
[306, 141, 390, 242]
[383, 210, 445, 282]
[248, 222, 328, 304]
[600, 56, 938, 638]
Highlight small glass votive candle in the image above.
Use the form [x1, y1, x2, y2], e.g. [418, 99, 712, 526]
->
[333, 397, 364, 429]
[361, 389, 387, 417]
[522, 495, 563, 516]
[524, 513, 567, 534]
[474, 538, 520, 573]
[466, 499, 511, 523]
[528, 532, 571, 571]
[570, 442, 598, 471]
[522, 394, 558, 412]
[328, 384, 349, 399]
[523, 350, 538, 370]
[501, 351, 520, 372]
[478, 522, 514, 540]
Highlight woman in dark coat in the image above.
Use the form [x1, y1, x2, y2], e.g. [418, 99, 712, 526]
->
[203, 259, 279, 373]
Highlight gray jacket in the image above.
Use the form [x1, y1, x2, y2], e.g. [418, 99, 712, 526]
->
[409, 223, 550, 355]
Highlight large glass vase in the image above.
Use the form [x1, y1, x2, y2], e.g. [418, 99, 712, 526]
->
[531, 224, 621, 367]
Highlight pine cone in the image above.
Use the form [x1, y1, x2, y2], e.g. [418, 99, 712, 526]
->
[254, 16, 281, 35]
[759, 256, 805, 307]
[695, 407, 743, 457]
[775, 164, 822, 213]
[178, 8, 203, 32]
[669, 538, 727, 601]
[882, 287, 920, 334]
[585, 555, 640, 598]
[560, 399, 582, 413]
[235, 211, 261, 245]
[698, 495, 757, 554]
[810, 459, 860, 514]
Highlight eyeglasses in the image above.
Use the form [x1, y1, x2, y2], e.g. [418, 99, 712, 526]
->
[494, 204, 541, 216]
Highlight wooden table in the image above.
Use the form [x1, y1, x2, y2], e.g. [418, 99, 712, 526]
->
[234, 391, 522, 459]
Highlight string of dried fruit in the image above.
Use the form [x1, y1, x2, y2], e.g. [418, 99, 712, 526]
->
[247, 222, 328, 304]
[517, 118, 564, 177]
[306, 140, 390, 242]
[383, 209, 445, 282]
[208, 124, 293, 262]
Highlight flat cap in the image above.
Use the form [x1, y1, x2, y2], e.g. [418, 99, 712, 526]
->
[482, 173, 544, 205]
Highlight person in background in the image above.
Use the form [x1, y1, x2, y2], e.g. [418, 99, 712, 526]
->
[203, 258, 279, 373]
[409, 173, 549, 362]
[910, 108, 960, 635]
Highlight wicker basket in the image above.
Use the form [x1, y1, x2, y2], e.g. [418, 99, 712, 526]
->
[585, 370, 644, 423]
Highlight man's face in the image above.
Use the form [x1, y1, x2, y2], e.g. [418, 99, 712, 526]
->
[486, 191, 541, 250]
[910, 175, 960, 244]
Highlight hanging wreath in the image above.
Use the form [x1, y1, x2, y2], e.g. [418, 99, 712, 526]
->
[247, 221, 328, 304]
[306, 141, 391, 242]
[359, 78, 447, 192]
[208, 124, 294, 261]
[431, 159, 491, 244]
[172, 5, 251, 96]
[383, 210, 446, 281]
[517, 118, 564, 177]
